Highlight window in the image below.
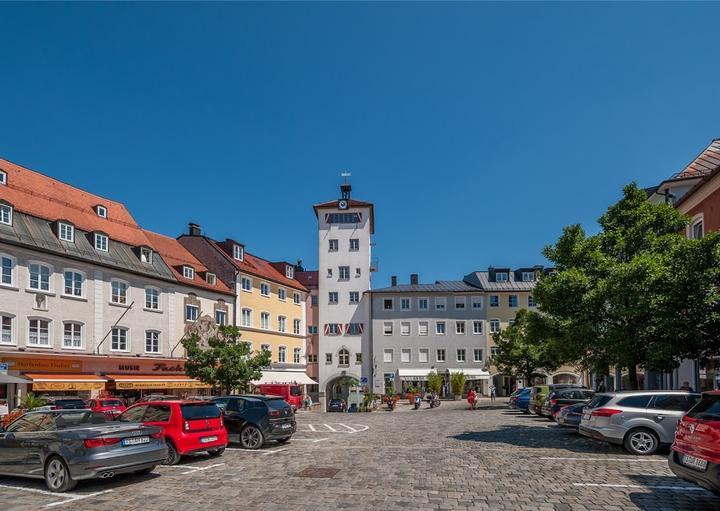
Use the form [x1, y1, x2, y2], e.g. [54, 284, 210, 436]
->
[349, 238, 359, 251]
[145, 330, 160, 353]
[286, 266, 294, 279]
[308, 325, 318, 334]
[528, 295, 537, 307]
[329, 239, 339, 251]
[436, 321, 446, 335]
[355, 267, 361, 277]
[94, 233, 109, 252]
[63, 270, 83, 297]
[307, 354, 317, 363]
[455, 297, 466, 309]
[261, 344, 271, 353]
[260, 283, 270, 296]
[0, 170, 5, 185]
[473, 321, 483, 334]
[355, 353, 362, 364]
[400, 298, 411, 310]
[111, 327, 128, 351]
[456, 321, 465, 334]
[383, 349, 393, 363]
[346, 323, 363, 335]
[651, 394, 698, 412]
[183, 266, 195, 279]
[349, 291, 359, 304]
[241, 308, 252, 327]
[490, 319, 500, 333]
[489, 295, 499, 307]
[495, 272, 509, 282]
[233, 245, 244, 261]
[436, 349, 446, 362]
[278, 316, 287, 332]
[418, 322, 428, 336]
[140, 247, 153, 264]
[144, 287, 160, 310]
[418, 297, 429, 310]
[471, 296, 483, 309]
[509, 295, 518, 307]
[383, 322, 393, 335]
[692, 220, 704, 240]
[473, 348, 483, 362]
[278, 346, 287, 363]
[215, 309, 227, 326]
[96, 205, 107, 218]
[293, 292, 301, 305]
[0, 314, 12, 344]
[383, 298, 393, 310]
[522, 271, 535, 282]
[1, 255, 13, 286]
[293, 319, 301, 334]
[241, 277, 252, 292]
[339, 266, 350, 280]
[327, 323, 341, 335]
[401, 349, 411, 363]
[111, 280, 128, 305]
[333, 348, 348, 366]
[29, 263, 51, 291]
[293, 347, 301, 364]
[325, 353, 333, 364]
[418, 348, 429, 363]
[185, 304, 199, 322]
[278, 288, 286, 301]
[311, 294, 318, 306]
[435, 297, 446, 310]
[261, 312, 270, 329]
[0, 204, 13, 225]
[400, 322, 410, 336]
[327, 212, 361, 224]
[327, 268, 333, 278]
[457, 348, 466, 362]
[28, 318, 50, 346]
[329, 291, 338, 304]
[491, 346, 498, 357]
[58, 223, 74, 242]
[509, 318, 516, 326]
[617, 395, 652, 408]
[206, 273, 216, 285]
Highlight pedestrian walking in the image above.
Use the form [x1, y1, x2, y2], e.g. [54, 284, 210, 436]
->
[679, 381, 695, 392]
[596, 380, 607, 393]
[473, 387, 481, 409]
[467, 388, 476, 410]
[489, 384, 496, 402]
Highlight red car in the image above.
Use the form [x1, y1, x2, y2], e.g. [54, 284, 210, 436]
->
[117, 399, 227, 465]
[255, 384, 303, 410]
[87, 397, 126, 418]
[669, 390, 720, 495]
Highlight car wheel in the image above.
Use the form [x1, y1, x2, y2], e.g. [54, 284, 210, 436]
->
[135, 466, 156, 475]
[208, 447, 225, 457]
[624, 428, 659, 455]
[44, 456, 77, 492]
[240, 425, 264, 450]
[163, 440, 181, 465]
[276, 437, 290, 444]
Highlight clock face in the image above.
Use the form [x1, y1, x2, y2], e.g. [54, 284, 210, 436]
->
[338, 199, 348, 210]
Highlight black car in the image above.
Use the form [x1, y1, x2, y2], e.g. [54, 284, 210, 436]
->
[327, 398, 346, 412]
[540, 388, 594, 419]
[555, 402, 586, 428]
[211, 395, 295, 449]
[39, 396, 88, 410]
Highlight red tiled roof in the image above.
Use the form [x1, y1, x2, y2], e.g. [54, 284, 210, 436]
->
[0, 158, 152, 247]
[312, 198, 375, 234]
[676, 139, 720, 179]
[142, 230, 234, 295]
[295, 270, 318, 288]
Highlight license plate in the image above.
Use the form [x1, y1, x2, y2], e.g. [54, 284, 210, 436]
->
[582, 412, 591, 420]
[280, 423, 292, 429]
[681, 454, 708, 471]
[122, 436, 149, 446]
[200, 436, 218, 443]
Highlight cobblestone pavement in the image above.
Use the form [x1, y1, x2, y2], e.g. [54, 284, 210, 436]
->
[2, 400, 719, 510]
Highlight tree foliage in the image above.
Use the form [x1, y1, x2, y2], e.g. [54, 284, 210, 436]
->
[182, 326, 271, 394]
[450, 371, 466, 396]
[426, 371, 444, 395]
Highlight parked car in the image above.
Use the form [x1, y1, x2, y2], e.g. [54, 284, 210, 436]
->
[36, 396, 87, 411]
[87, 397, 126, 419]
[212, 395, 295, 449]
[516, 388, 533, 413]
[327, 398, 347, 413]
[255, 384, 303, 410]
[0, 409, 166, 492]
[136, 394, 181, 403]
[540, 388, 594, 419]
[579, 390, 701, 455]
[669, 390, 720, 495]
[530, 384, 584, 415]
[118, 400, 227, 465]
[555, 402, 587, 429]
[507, 388, 523, 407]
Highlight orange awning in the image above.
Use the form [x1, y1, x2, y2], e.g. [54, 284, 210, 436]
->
[106, 374, 210, 390]
[24, 373, 107, 391]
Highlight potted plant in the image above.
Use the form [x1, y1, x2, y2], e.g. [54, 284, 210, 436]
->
[450, 371, 466, 400]
[406, 385, 420, 404]
[427, 371, 443, 398]
[2, 392, 45, 428]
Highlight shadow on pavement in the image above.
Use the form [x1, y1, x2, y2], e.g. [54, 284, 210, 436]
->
[626, 474, 720, 510]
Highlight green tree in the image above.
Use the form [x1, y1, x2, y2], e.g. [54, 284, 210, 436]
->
[535, 182, 720, 389]
[491, 309, 561, 385]
[426, 371, 443, 395]
[182, 326, 271, 394]
[21, 392, 46, 411]
[450, 371, 466, 397]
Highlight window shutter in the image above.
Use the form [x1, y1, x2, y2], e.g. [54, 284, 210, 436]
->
[359, 323, 364, 334]
[324, 324, 330, 335]
[344, 323, 350, 334]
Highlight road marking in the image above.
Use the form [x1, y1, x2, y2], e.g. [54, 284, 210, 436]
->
[0, 484, 114, 509]
[292, 438, 329, 443]
[337, 423, 369, 433]
[542, 457, 667, 462]
[226, 447, 287, 454]
[323, 423, 339, 432]
[180, 462, 225, 475]
[44, 491, 115, 509]
[298, 423, 369, 434]
[307, 424, 317, 432]
[573, 483, 706, 491]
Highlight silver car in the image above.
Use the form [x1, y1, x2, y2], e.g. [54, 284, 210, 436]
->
[579, 390, 701, 455]
[0, 409, 167, 492]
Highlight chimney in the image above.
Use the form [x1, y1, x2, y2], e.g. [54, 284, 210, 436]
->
[188, 223, 201, 236]
[410, 274, 419, 285]
[391, 275, 397, 287]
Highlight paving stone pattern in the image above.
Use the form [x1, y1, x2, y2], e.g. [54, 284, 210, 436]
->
[2, 400, 719, 510]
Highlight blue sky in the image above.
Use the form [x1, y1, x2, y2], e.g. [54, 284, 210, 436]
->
[1, 2, 719, 287]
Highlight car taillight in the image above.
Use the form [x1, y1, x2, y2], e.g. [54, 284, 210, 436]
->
[550, 399, 558, 405]
[184, 420, 190, 431]
[591, 408, 622, 418]
[50, 405, 58, 410]
[150, 431, 164, 439]
[84, 437, 122, 448]
[269, 410, 281, 418]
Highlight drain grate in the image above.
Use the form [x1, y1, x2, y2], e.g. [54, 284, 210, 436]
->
[295, 467, 341, 478]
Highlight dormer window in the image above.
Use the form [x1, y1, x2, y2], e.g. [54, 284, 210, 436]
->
[183, 266, 195, 279]
[94, 233, 109, 252]
[206, 272, 216, 285]
[495, 272, 509, 282]
[95, 205, 107, 218]
[521, 271, 535, 282]
[140, 247, 153, 264]
[58, 222, 74, 242]
[286, 265, 294, 279]
[0, 170, 6, 185]
[0, 203, 12, 226]
[233, 245, 244, 261]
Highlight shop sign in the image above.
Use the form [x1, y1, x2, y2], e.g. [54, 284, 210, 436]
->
[0, 363, 8, 375]
[32, 382, 105, 391]
[1, 357, 82, 373]
[114, 380, 210, 390]
[152, 363, 184, 373]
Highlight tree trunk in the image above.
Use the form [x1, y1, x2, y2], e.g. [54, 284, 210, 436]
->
[627, 365, 639, 390]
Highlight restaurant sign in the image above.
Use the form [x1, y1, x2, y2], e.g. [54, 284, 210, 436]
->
[114, 380, 210, 390]
[32, 382, 105, 391]
[1, 357, 82, 373]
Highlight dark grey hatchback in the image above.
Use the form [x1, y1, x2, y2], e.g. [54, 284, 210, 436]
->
[212, 395, 296, 449]
[0, 409, 167, 491]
